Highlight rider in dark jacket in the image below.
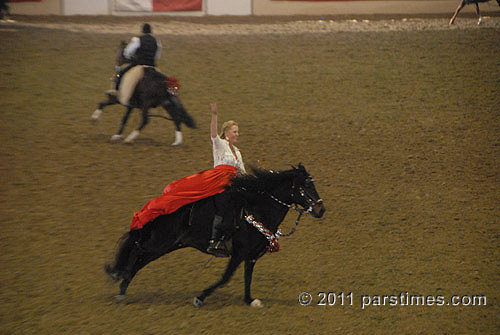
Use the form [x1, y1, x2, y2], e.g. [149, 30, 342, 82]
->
[108, 23, 162, 95]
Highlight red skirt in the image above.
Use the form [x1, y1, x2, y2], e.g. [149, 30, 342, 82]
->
[129, 165, 237, 230]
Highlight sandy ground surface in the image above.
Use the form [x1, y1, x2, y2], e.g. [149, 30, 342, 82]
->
[3, 13, 500, 34]
[0, 14, 499, 335]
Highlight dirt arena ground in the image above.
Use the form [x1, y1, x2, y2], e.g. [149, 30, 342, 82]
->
[1, 14, 499, 335]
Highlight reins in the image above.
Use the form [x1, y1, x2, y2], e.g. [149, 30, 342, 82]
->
[238, 168, 322, 250]
[266, 193, 306, 237]
[278, 210, 303, 237]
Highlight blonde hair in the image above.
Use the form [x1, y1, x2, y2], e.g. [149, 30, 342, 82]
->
[220, 120, 238, 139]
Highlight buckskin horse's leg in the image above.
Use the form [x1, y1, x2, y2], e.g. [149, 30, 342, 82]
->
[244, 259, 264, 307]
[162, 98, 184, 146]
[193, 256, 243, 307]
[124, 107, 149, 143]
[92, 97, 118, 120]
[171, 121, 183, 146]
[111, 106, 133, 142]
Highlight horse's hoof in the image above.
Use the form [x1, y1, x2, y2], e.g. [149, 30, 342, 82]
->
[171, 131, 183, 146]
[91, 109, 102, 120]
[250, 299, 264, 308]
[124, 130, 140, 143]
[110, 134, 123, 142]
[115, 294, 126, 301]
[193, 297, 204, 308]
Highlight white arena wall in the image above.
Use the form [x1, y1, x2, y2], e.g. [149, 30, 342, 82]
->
[7, 0, 500, 16]
[252, 0, 496, 16]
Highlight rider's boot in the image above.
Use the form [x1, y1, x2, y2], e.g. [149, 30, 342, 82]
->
[105, 74, 120, 96]
[206, 215, 229, 257]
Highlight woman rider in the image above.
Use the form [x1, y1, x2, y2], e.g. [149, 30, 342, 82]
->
[128, 103, 245, 257]
[207, 102, 246, 256]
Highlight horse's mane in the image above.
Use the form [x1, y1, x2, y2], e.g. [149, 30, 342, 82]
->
[228, 165, 306, 195]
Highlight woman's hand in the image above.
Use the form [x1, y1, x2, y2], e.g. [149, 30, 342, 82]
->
[210, 102, 217, 115]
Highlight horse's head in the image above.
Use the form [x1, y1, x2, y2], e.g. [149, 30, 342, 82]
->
[230, 164, 325, 218]
[289, 163, 325, 218]
[116, 40, 129, 67]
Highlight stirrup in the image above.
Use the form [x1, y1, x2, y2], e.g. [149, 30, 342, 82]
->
[206, 239, 229, 257]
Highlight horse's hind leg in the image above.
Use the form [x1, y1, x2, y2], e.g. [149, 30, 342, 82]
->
[449, 0, 466, 24]
[163, 97, 196, 146]
[116, 245, 181, 300]
[172, 121, 183, 146]
[115, 249, 154, 299]
[194, 256, 243, 307]
[115, 249, 142, 299]
[475, 2, 482, 24]
[161, 101, 183, 146]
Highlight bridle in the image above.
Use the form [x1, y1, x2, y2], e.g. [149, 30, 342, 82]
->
[266, 175, 323, 236]
[268, 176, 322, 213]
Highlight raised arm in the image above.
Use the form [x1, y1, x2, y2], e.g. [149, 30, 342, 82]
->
[210, 102, 218, 139]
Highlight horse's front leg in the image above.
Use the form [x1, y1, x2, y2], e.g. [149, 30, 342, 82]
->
[92, 97, 117, 120]
[194, 256, 243, 307]
[244, 259, 263, 307]
[111, 106, 133, 142]
[124, 107, 148, 143]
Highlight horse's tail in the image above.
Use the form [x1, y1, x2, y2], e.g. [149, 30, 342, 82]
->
[104, 230, 141, 281]
[180, 107, 196, 129]
[496, 0, 500, 7]
[168, 96, 197, 129]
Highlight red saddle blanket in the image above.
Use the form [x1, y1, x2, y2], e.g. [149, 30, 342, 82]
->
[129, 165, 237, 231]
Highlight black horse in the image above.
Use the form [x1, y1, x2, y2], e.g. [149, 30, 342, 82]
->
[449, 0, 500, 25]
[92, 41, 196, 145]
[105, 164, 325, 307]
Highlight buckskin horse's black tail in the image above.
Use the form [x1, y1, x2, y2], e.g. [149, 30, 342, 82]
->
[170, 96, 196, 129]
[179, 105, 196, 129]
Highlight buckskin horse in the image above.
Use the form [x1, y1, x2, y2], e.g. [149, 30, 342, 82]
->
[91, 41, 196, 145]
[105, 164, 325, 307]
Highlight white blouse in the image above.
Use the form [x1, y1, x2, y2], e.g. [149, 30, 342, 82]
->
[212, 135, 246, 174]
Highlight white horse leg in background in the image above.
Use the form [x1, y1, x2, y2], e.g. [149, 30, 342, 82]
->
[450, 0, 484, 25]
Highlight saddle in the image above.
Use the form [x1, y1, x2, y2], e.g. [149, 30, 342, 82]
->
[117, 66, 146, 106]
